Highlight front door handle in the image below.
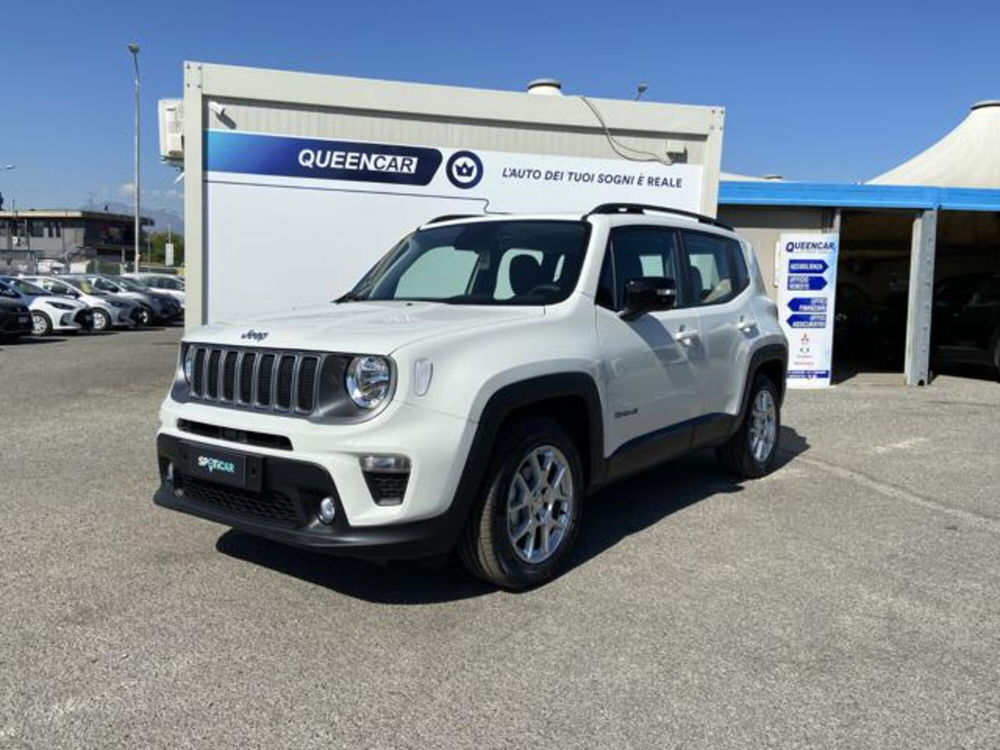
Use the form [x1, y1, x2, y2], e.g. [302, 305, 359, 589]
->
[677, 328, 699, 345]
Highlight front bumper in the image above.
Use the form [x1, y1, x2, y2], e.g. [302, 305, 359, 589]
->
[154, 433, 465, 558]
[1, 312, 32, 335]
[108, 306, 136, 327]
[153, 397, 480, 558]
[53, 309, 93, 332]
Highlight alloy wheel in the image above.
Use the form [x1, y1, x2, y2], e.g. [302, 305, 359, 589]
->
[93, 310, 110, 331]
[748, 389, 777, 463]
[506, 445, 575, 564]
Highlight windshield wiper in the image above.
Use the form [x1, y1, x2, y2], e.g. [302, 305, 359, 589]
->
[333, 291, 366, 303]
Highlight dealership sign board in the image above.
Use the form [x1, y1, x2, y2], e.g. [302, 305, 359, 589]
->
[204, 130, 703, 320]
[776, 233, 840, 389]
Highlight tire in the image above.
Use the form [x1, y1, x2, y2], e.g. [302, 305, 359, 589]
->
[458, 417, 583, 590]
[92, 309, 111, 331]
[717, 373, 781, 479]
[31, 311, 53, 336]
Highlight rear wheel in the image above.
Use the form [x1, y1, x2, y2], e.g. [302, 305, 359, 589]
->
[717, 373, 781, 478]
[459, 417, 583, 590]
[92, 309, 111, 331]
[31, 311, 53, 336]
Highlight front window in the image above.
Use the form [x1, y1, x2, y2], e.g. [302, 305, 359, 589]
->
[0, 282, 17, 299]
[344, 220, 589, 306]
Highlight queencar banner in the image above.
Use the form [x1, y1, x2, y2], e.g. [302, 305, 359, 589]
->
[203, 130, 703, 320]
[775, 233, 840, 389]
[205, 130, 704, 213]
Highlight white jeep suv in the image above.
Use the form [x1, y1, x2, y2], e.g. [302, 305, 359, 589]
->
[154, 205, 788, 589]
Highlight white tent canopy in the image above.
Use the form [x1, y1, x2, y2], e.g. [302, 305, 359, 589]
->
[868, 101, 1000, 188]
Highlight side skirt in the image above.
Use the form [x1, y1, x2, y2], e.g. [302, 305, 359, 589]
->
[599, 412, 736, 488]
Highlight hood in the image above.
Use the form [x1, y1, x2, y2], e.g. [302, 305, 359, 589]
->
[187, 301, 545, 354]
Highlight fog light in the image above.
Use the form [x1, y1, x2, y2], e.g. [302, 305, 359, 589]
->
[359, 454, 411, 473]
[318, 496, 337, 524]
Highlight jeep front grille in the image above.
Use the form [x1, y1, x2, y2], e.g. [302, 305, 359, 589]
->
[187, 345, 323, 415]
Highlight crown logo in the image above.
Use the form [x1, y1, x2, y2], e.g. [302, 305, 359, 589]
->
[453, 160, 476, 178]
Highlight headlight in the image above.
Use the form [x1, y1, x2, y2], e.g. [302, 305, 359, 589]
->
[50, 302, 74, 310]
[345, 356, 392, 409]
[183, 346, 195, 383]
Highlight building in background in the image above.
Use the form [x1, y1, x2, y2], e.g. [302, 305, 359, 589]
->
[0, 209, 153, 271]
[718, 100, 1000, 386]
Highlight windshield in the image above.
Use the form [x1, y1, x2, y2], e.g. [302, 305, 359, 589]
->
[2, 278, 47, 296]
[93, 277, 121, 292]
[65, 278, 105, 295]
[155, 276, 184, 290]
[35, 279, 74, 295]
[344, 220, 589, 306]
[113, 277, 149, 292]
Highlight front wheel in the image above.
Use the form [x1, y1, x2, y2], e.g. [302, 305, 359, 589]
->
[92, 309, 111, 331]
[136, 307, 152, 326]
[31, 311, 53, 336]
[459, 418, 583, 590]
[717, 374, 781, 478]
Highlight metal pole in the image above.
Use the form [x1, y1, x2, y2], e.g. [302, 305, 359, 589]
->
[904, 208, 938, 386]
[129, 42, 141, 273]
[1, 165, 13, 261]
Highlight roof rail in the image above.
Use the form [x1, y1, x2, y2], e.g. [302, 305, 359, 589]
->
[586, 203, 734, 231]
[424, 214, 480, 225]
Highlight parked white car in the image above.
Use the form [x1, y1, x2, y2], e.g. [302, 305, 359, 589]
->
[0, 276, 93, 335]
[25, 276, 141, 331]
[154, 204, 789, 589]
[122, 273, 185, 309]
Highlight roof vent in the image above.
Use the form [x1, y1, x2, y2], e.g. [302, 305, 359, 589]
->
[970, 100, 1000, 111]
[763, 174, 784, 181]
[527, 78, 563, 96]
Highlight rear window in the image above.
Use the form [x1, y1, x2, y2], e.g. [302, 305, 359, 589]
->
[680, 231, 750, 306]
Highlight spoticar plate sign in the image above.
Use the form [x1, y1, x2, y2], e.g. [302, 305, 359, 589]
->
[775, 233, 840, 389]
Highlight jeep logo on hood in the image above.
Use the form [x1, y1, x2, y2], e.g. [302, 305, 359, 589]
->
[241, 329, 269, 342]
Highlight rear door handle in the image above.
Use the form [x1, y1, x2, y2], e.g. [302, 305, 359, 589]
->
[737, 316, 756, 332]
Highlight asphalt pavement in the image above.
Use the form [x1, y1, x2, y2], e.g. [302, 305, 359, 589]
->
[2, 327, 999, 748]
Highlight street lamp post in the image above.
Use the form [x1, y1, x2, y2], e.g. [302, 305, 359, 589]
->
[128, 42, 140, 273]
[1, 165, 14, 261]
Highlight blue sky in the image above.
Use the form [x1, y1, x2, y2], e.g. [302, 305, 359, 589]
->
[3, 0, 997, 214]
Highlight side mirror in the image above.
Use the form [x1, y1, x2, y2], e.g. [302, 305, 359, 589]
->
[620, 277, 677, 321]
